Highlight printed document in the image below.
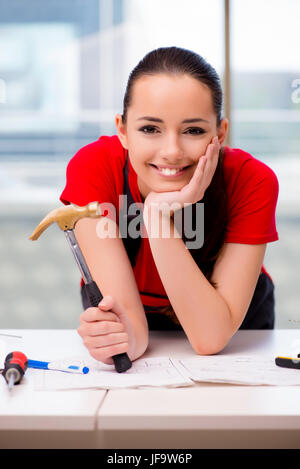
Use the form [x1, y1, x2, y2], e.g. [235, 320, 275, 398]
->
[32, 356, 193, 390]
[31, 354, 300, 390]
[179, 355, 300, 386]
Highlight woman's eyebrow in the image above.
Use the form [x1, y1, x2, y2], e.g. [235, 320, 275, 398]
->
[136, 116, 210, 124]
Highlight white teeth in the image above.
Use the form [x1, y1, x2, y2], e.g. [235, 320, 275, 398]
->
[157, 167, 183, 175]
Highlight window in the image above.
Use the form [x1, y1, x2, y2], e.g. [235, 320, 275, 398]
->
[231, 0, 300, 328]
[0, 0, 297, 329]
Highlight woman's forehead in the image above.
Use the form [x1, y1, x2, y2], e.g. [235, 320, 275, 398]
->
[128, 74, 215, 119]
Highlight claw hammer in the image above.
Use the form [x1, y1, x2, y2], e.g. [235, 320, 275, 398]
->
[29, 201, 132, 373]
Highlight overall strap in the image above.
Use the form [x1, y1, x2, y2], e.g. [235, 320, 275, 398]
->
[121, 149, 142, 268]
[123, 149, 136, 209]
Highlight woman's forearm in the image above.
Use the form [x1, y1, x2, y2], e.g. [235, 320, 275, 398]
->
[127, 316, 149, 361]
[143, 205, 234, 354]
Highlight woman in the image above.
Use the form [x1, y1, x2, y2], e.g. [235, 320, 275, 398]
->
[60, 46, 279, 365]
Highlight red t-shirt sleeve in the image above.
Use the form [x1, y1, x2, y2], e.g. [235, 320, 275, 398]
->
[59, 136, 119, 222]
[224, 156, 279, 244]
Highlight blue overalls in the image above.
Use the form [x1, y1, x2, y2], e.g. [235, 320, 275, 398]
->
[81, 151, 275, 330]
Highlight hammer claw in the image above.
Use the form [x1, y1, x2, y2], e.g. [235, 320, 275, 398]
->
[29, 208, 62, 240]
[29, 202, 102, 240]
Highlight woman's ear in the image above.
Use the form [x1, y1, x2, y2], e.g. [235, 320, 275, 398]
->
[217, 118, 229, 146]
[115, 113, 129, 149]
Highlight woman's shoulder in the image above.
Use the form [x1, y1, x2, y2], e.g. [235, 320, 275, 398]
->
[222, 145, 278, 187]
[221, 146, 279, 245]
[71, 134, 125, 167]
[60, 135, 126, 207]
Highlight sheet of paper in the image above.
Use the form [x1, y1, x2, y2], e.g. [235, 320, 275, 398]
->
[32, 356, 193, 390]
[179, 355, 300, 386]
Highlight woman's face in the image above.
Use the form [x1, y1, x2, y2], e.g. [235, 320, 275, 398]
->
[116, 73, 228, 201]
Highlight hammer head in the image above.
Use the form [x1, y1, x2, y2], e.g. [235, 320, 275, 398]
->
[29, 201, 102, 241]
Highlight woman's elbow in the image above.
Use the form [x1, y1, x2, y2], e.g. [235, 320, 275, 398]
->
[191, 338, 229, 356]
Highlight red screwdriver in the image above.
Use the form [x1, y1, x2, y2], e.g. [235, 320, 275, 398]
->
[3, 351, 28, 391]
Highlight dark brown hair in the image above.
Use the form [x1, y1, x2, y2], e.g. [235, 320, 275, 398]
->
[122, 46, 228, 288]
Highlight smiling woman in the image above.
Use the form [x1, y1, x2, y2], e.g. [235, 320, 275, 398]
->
[115, 51, 229, 287]
[60, 46, 279, 363]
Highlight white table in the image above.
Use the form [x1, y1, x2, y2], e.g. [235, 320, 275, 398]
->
[1, 329, 300, 449]
[97, 329, 300, 449]
[0, 329, 106, 448]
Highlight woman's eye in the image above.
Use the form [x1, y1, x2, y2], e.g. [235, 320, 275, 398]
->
[138, 126, 206, 135]
[185, 127, 206, 135]
[139, 126, 158, 134]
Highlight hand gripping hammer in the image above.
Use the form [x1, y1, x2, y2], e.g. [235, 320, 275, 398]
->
[29, 201, 132, 373]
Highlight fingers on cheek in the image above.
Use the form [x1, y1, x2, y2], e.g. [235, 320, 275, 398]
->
[208, 143, 219, 159]
[89, 342, 129, 364]
[196, 157, 207, 177]
[204, 144, 219, 167]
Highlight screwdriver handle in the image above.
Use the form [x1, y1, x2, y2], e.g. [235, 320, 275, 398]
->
[82, 281, 132, 373]
[3, 351, 28, 386]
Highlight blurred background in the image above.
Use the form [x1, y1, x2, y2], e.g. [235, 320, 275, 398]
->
[0, 0, 299, 329]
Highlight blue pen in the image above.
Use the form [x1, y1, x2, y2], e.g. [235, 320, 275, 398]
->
[28, 359, 89, 374]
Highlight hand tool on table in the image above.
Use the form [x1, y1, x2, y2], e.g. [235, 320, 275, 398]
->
[28, 359, 89, 374]
[275, 354, 300, 370]
[2, 351, 28, 390]
[29, 202, 132, 373]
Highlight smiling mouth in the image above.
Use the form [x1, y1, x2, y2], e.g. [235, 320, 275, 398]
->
[149, 164, 191, 175]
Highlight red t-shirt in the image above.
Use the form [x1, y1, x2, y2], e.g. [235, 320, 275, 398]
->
[60, 135, 279, 309]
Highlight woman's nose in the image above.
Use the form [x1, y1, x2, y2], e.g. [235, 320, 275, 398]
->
[160, 134, 184, 161]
